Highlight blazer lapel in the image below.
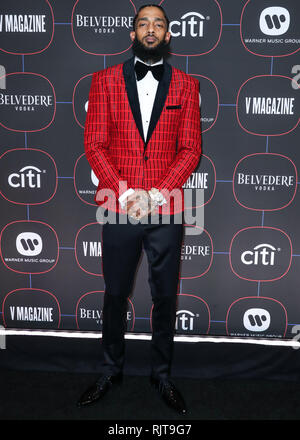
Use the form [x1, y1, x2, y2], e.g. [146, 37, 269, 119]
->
[145, 60, 172, 148]
[122, 57, 173, 148]
[122, 57, 144, 143]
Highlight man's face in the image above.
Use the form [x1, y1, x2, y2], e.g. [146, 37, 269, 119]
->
[130, 6, 171, 50]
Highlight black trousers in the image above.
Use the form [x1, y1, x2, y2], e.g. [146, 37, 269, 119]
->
[101, 211, 184, 380]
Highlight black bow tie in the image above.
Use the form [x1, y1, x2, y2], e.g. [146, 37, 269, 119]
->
[134, 61, 164, 82]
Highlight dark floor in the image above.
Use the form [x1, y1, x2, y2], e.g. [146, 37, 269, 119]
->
[1, 369, 300, 420]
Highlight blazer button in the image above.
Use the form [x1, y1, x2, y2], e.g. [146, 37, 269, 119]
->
[144, 156, 149, 161]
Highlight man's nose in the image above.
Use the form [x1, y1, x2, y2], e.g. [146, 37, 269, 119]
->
[148, 22, 155, 33]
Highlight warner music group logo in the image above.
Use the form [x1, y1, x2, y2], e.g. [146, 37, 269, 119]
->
[241, 1, 300, 57]
[259, 7, 290, 36]
[226, 297, 287, 338]
[16, 232, 43, 257]
[243, 308, 271, 332]
[0, 220, 59, 274]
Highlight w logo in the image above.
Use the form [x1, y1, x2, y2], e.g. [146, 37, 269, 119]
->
[16, 232, 43, 256]
[259, 7, 290, 36]
[243, 308, 271, 332]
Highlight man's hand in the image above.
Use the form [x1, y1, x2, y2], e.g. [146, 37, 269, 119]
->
[124, 189, 157, 220]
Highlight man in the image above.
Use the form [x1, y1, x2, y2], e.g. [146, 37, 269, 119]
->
[78, 4, 201, 415]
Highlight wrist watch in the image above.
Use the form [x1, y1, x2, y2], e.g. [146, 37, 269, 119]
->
[148, 188, 166, 206]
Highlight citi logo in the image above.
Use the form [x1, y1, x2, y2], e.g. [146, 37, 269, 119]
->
[16, 232, 43, 256]
[169, 12, 207, 38]
[259, 7, 290, 36]
[241, 243, 279, 266]
[243, 308, 271, 332]
[175, 310, 199, 331]
[8, 165, 44, 188]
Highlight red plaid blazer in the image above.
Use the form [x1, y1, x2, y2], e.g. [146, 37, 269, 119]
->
[84, 56, 201, 215]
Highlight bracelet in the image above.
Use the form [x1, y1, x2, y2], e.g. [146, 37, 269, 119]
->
[148, 188, 165, 206]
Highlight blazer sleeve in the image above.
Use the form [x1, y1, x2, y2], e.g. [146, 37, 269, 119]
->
[84, 71, 122, 196]
[155, 77, 201, 195]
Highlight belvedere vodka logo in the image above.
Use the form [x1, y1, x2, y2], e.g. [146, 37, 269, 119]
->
[76, 291, 134, 331]
[180, 229, 213, 278]
[72, 0, 135, 55]
[0, 73, 56, 132]
[233, 153, 297, 211]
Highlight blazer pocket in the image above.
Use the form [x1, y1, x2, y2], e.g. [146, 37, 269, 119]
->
[166, 105, 182, 110]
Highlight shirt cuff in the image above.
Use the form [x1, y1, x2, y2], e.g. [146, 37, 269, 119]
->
[118, 188, 135, 208]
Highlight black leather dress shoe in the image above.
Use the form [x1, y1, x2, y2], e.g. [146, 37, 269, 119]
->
[150, 376, 187, 415]
[77, 372, 123, 407]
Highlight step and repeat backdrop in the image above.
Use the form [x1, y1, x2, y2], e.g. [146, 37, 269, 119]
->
[0, 0, 299, 343]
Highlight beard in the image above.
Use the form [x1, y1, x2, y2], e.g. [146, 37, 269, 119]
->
[131, 35, 170, 63]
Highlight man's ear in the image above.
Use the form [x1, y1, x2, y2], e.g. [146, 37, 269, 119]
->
[130, 31, 136, 42]
[165, 31, 171, 44]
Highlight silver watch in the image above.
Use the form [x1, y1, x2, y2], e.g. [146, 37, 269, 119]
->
[148, 188, 165, 206]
